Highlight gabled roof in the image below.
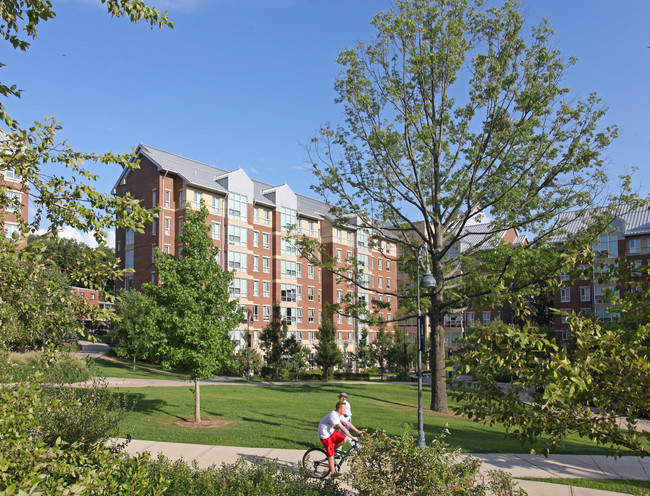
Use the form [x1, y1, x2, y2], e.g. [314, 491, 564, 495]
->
[550, 204, 650, 242]
[458, 222, 510, 250]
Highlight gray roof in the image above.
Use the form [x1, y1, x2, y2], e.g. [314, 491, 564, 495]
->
[551, 204, 650, 242]
[459, 222, 509, 249]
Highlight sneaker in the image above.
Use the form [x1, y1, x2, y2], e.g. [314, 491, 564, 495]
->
[331, 471, 343, 478]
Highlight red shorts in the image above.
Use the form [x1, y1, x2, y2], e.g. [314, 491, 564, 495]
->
[320, 430, 346, 457]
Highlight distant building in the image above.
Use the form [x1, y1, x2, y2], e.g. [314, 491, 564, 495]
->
[1, 130, 29, 241]
[112, 144, 399, 368]
[550, 205, 650, 343]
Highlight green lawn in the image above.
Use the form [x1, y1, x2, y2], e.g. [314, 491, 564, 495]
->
[116, 382, 630, 454]
[524, 478, 650, 496]
[91, 356, 191, 381]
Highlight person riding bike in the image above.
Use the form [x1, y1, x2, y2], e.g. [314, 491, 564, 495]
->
[317, 400, 359, 478]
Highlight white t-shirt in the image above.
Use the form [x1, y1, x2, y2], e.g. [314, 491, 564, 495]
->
[318, 410, 341, 439]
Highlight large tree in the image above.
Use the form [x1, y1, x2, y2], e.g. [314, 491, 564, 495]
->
[305, 0, 616, 412]
[144, 205, 243, 422]
[0, 1, 172, 349]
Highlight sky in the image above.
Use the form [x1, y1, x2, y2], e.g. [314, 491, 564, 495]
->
[3, 0, 649, 247]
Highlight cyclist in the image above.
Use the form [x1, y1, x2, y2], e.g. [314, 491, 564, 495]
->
[318, 400, 359, 478]
[337, 392, 362, 445]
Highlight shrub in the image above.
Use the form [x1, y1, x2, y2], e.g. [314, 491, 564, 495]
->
[332, 371, 370, 381]
[300, 369, 324, 380]
[348, 427, 526, 496]
[1, 349, 92, 384]
[148, 457, 347, 496]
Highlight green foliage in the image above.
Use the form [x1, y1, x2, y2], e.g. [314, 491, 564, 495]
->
[303, 0, 626, 414]
[371, 324, 392, 379]
[0, 0, 172, 353]
[348, 427, 526, 496]
[113, 289, 164, 370]
[353, 328, 375, 370]
[148, 456, 347, 496]
[455, 318, 650, 457]
[0, 349, 92, 383]
[27, 234, 117, 295]
[313, 317, 343, 381]
[144, 205, 242, 421]
[259, 302, 300, 380]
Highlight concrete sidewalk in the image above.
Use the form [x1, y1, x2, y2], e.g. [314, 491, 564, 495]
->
[117, 439, 650, 496]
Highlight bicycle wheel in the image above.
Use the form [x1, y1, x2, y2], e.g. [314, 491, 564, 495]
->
[302, 448, 330, 479]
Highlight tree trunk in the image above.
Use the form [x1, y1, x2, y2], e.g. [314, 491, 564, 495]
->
[132, 356, 136, 372]
[429, 294, 448, 413]
[194, 377, 201, 423]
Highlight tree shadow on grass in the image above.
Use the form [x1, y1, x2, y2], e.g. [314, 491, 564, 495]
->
[123, 392, 178, 418]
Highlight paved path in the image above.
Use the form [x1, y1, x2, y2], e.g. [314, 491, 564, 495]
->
[117, 439, 649, 496]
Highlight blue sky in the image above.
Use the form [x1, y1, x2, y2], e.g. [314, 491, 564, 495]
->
[3, 0, 649, 245]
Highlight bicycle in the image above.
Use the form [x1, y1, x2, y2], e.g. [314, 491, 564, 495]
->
[302, 434, 365, 479]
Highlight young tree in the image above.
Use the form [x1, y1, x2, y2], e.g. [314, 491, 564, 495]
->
[112, 289, 162, 371]
[314, 317, 344, 381]
[353, 328, 376, 371]
[0, 1, 172, 349]
[386, 328, 415, 378]
[371, 324, 393, 381]
[305, 0, 617, 412]
[144, 205, 243, 423]
[259, 303, 297, 380]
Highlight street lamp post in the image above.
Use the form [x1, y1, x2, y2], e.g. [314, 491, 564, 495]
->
[416, 244, 436, 447]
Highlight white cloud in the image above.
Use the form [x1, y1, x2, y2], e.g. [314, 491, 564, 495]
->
[36, 226, 115, 249]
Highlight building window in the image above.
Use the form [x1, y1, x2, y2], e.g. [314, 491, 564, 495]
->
[482, 311, 490, 324]
[152, 189, 158, 207]
[263, 233, 271, 249]
[308, 308, 315, 323]
[152, 217, 158, 235]
[297, 285, 302, 301]
[347, 231, 352, 245]
[281, 236, 298, 255]
[165, 190, 171, 208]
[594, 234, 618, 258]
[253, 231, 259, 247]
[263, 305, 271, 321]
[229, 278, 248, 298]
[165, 244, 171, 254]
[629, 238, 641, 254]
[308, 286, 314, 301]
[308, 221, 314, 235]
[212, 196, 220, 214]
[560, 288, 570, 303]
[378, 259, 383, 271]
[357, 229, 368, 249]
[179, 190, 184, 207]
[336, 229, 342, 242]
[337, 290, 343, 303]
[227, 251, 248, 273]
[559, 272, 569, 281]
[211, 222, 220, 240]
[281, 284, 297, 302]
[228, 225, 248, 248]
[263, 257, 271, 273]
[281, 307, 297, 326]
[228, 192, 248, 221]
[164, 218, 170, 236]
[125, 249, 134, 269]
[281, 260, 297, 279]
[152, 245, 156, 263]
[193, 191, 203, 208]
[466, 312, 475, 325]
[386, 278, 391, 290]
[178, 218, 183, 235]
[253, 256, 259, 272]
[386, 260, 391, 271]
[280, 207, 297, 232]
[151, 272, 157, 284]
[337, 313, 343, 324]
[263, 281, 271, 297]
[308, 265, 314, 279]
[378, 277, 383, 289]
[580, 286, 590, 302]
[253, 305, 259, 320]
[297, 263, 302, 277]
[253, 280, 259, 296]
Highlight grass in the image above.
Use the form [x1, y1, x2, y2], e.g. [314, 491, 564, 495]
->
[91, 354, 190, 381]
[116, 382, 634, 454]
[524, 478, 650, 496]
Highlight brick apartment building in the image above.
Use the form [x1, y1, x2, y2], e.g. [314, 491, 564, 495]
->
[112, 144, 398, 367]
[1, 131, 29, 240]
[551, 206, 650, 342]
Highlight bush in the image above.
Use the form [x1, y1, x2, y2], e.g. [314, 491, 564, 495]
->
[332, 371, 370, 381]
[301, 369, 324, 380]
[0, 349, 92, 384]
[348, 427, 526, 496]
[149, 457, 347, 496]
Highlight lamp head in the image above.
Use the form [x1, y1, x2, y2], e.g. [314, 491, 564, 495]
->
[419, 269, 436, 288]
